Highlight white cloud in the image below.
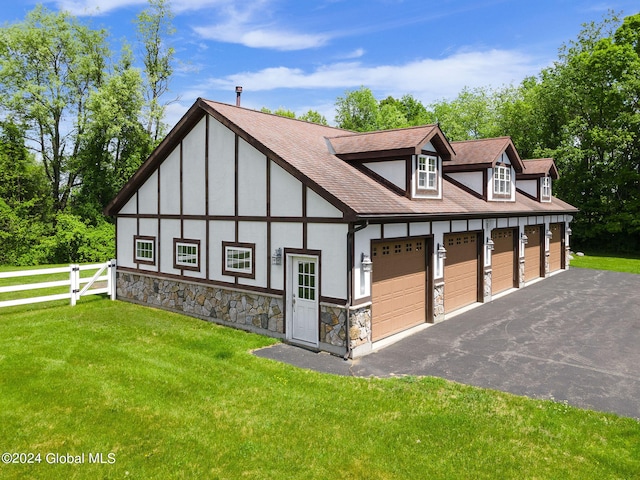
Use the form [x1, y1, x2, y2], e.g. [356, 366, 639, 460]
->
[54, 0, 231, 15]
[193, 23, 330, 50]
[197, 48, 544, 103]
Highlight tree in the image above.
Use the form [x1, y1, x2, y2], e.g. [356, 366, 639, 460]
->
[335, 86, 380, 131]
[0, 6, 109, 212]
[137, 0, 175, 142]
[298, 109, 328, 125]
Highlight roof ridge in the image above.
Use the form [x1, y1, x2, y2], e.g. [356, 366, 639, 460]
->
[327, 123, 438, 140]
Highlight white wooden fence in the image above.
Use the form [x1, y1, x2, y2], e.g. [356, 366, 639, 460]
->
[0, 260, 117, 308]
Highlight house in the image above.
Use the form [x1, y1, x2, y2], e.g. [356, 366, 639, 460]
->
[105, 98, 577, 358]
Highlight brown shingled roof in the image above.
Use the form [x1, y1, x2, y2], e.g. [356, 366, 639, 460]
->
[519, 158, 559, 179]
[105, 98, 576, 219]
[447, 137, 523, 172]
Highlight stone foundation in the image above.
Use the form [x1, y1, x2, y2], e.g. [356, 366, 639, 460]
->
[518, 258, 526, 287]
[348, 305, 372, 350]
[483, 270, 492, 303]
[320, 304, 347, 347]
[433, 281, 445, 322]
[117, 272, 284, 336]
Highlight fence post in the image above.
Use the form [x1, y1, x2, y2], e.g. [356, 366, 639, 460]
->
[70, 264, 80, 306]
[108, 259, 117, 301]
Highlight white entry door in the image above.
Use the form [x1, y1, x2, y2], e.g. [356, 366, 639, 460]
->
[288, 256, 319, 346]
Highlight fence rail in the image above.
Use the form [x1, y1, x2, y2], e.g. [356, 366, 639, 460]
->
[0, 260, 117, 308]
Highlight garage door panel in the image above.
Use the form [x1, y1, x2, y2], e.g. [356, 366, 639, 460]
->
[524, 225, 542, 281]
[444, 233, 479, 313]
[372, 239, 427, 341]
[549, 223, 563, 272]
[492, 228, 516, 294]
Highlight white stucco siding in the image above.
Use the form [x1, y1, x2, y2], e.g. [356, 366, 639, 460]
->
[421, 141, 436, 152]
[383, 223, 407, 239]
[160, 219, 181, 275]
[468, 219, 482, 231]
[306, 188, 343, 218]
[182, 117, 206, 216]
[354, 224, 382, 300]
[182, 219, 207, 280]
[307, 223, 348, 300]
[362, 160, 406, 190]
[208, 116, 235, 216]
[119, 193, 137, 215]
[451, 220, 468, 233]
[160, 148, 181, 215]
[238, 138, 267, 217]
[271, 222, 303, 290]
[117, 218, 136, 269]
[209, 220, 235, 282]
[237, 221, 268, 288]
[518, 179, 538, 198]
[447, 171, 484, 196]
[138, 171, 158, 215]
[409, 222, 430, 236]
[270, 161, 302, 217]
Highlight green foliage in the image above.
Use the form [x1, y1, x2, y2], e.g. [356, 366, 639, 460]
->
[335, 86, 381, 131]
[20, 213, 115, 265]
[298, 109, 328, 125]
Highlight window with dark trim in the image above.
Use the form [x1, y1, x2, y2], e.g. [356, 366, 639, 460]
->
[134, 236, 156, 265]
[223, 242, 255, 278]
[493, 165, 511, 196]
[542, 176, 552, 198]
[174, 238, 201, 271]
[417, 154, 438, 191]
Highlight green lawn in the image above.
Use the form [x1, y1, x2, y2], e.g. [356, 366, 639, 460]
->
[1, 297, 639, 479]
[570, 252, 640, 274]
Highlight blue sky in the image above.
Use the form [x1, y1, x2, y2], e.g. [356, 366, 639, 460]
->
[2, 0, 638, 128]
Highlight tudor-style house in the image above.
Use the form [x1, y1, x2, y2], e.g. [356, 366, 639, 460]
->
[105, 98, 577, 358]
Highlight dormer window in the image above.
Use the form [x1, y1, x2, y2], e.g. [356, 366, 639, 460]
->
[417, 155, 437, 190]
[493, 165, 511, 196]
[542, 176, 551, 198]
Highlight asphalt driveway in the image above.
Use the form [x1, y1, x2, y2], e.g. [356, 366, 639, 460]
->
[255, 268, 640, 418]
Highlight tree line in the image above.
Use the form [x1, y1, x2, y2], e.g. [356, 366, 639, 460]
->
[0, 1, 173, 264]
[1, 7, 638, 265]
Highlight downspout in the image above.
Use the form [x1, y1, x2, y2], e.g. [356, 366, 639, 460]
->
[345, 220, 369, 360]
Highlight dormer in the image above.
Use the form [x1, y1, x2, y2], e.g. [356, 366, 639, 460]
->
[444, 137, 524, 202]
[327, 124, 455, 200]
[516, 158, 559, 203]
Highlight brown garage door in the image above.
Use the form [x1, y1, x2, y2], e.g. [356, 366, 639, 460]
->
[549, 223, 564, 272]
[371, 238, 427, 341]
[444, 233, 479, 313]
[492, 228, 516, 294]
[524, 225, 542, 282]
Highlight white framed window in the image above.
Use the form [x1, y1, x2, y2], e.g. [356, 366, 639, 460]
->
[417, 154, 438, 190]
[174, 239, 200, 271]
[542, 176, 552, 198]
[493, 165, 511, 196]
[223, 242, 255, 278]
[134, 236, 155, 265]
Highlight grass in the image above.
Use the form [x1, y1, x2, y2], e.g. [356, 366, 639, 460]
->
[569, 252, 640, 274]
[0, 297, 639, 479]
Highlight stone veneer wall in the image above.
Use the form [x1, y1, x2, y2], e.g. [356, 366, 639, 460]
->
[482, 270, 492, 303]
[117, 272, 284, 336]
[433, 281, 445, 322]
[518, 258, 526, 287]
[320, 304, 347, 347]
[348, 305, 371, 350]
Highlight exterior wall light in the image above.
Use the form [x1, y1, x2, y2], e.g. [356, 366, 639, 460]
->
[566, 227, 572, 235]
[437, 244, 447, 260]
[271, 248, 282, 265]
[361, 253, 373, 273]
[486, 238, 495, 251]
[521, 233, 528, 245]
[546, 230, 553, 239]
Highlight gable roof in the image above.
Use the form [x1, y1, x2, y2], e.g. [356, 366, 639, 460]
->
[446, 137, 524, 172]
[105, 98, 577, 219]
[327, 124, 455, 161]
[519, 158, 560, 179]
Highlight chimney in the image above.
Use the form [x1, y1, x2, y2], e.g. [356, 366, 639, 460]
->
[235, 86, 243, 107]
